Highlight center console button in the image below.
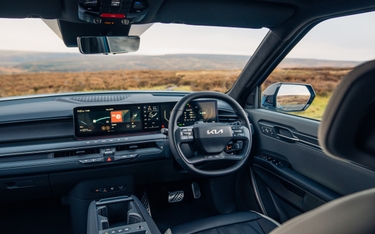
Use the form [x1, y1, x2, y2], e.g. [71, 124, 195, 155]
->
[105, 156, 114, 162]
[92, 157, 104, 162]
[114, 154, 138, 161]
[114, 155, 129, 160]
[79, 159, 90, 164]
[79, 157, 104, 164]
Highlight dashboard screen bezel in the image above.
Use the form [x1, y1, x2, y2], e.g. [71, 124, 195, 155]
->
[73, 100, 218, 138]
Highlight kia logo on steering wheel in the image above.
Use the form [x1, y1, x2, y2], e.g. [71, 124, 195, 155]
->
[207, 129, 224, 135]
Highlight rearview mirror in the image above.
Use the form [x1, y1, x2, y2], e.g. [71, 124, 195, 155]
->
[77, 36, 140, 55]
[262, 83, 316, 112]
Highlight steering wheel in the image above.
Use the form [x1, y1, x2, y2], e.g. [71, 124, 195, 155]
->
[168, 92, 252, 176]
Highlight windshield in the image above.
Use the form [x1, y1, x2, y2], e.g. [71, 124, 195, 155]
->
[0, 19, 268, 98]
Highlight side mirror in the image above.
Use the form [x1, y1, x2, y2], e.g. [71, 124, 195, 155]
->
[261, 83, 316, 112]
[77, 36, 140, 55]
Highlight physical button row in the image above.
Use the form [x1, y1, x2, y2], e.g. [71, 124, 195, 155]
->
[260, 126, 274, 136]
[231, 126, 245, 137]
[101, 225, 145, 234]
[226, 140, 244, 152]
[79, 154, 138, 164]
[85, 138, 130, 145]
[180, 128, 194, 141]
[233, 133, 245, 137]
[92, 185, 126, 193]
[101, 227, 132, 234]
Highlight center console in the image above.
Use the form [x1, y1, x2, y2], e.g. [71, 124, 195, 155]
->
[87, 195, 160, 234]
[68, 176, 161, 234]
[68, 100, 219, 234]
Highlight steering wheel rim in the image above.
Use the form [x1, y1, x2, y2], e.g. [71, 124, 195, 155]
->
[168, 92, 252, 177]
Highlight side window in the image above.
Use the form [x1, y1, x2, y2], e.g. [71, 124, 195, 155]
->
[262, 11, 375, 120]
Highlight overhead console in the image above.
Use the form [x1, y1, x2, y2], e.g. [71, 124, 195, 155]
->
[73, 100, 218, 138]
[78, 0, 149, 25]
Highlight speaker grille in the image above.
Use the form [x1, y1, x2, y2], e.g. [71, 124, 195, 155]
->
[69, 95, 130, 102]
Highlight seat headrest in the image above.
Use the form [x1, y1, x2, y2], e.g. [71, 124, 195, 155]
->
[319, 60, 375, 170]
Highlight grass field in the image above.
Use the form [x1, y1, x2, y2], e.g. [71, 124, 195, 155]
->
[0, 67, 351, 120]
[292, 95, 332, 120]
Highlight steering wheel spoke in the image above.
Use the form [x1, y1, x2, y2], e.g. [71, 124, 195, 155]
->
[205, 152, 244, 162]
[184, 152, 245, 165]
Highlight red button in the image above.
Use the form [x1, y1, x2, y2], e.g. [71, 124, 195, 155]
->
[100, 13, 125, 19]
[106, 157, 113, 162]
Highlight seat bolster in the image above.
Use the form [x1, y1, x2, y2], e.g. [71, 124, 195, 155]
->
[169, 211, 278, 234]
[270, 188, 375, 234]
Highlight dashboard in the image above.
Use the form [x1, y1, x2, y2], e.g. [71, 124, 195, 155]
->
[0, 92, 237, 165]
[0, 92, 239, 201]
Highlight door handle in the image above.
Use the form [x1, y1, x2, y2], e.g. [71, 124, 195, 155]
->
[275, 127, 299, 142]
[276, 133, 299, 142]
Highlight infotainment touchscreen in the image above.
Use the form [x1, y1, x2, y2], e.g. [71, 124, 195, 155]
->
[73, 100, 218, 138]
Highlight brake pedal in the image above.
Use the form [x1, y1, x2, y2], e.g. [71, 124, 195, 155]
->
[191, 182, 201, 199]
[168, 190, 184, 203]
[141, 191, 152, 217]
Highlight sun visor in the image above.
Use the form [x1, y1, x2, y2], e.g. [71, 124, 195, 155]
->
[157, 0, 295, 28]
[318, 60, 375, 171]
[0, 0, 61, 19]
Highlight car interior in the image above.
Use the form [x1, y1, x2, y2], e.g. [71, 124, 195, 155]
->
[1, 0, 375, 234]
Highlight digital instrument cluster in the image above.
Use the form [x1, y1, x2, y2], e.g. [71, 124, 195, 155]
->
[73, 100, 218, 138]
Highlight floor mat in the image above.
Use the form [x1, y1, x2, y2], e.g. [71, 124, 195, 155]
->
[0, 197, 73, 234]
[139, 180, 215, 233]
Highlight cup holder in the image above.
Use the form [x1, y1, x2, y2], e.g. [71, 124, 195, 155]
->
[88, 196, 150, 234]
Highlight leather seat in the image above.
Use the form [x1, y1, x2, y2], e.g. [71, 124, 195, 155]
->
[165, 211, 280, 234]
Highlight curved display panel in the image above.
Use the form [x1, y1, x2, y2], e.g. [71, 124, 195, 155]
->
[73, 100, 218, 138]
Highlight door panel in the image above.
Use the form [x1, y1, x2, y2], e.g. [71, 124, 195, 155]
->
[251, 157, 339, 222]
[246, 108, 375, 222]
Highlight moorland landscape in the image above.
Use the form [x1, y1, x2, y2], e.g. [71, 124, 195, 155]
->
[0, 51, 359, 119]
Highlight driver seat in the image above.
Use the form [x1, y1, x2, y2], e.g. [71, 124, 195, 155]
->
[165, 211, 280, 234]
[167, 59, 375, 234]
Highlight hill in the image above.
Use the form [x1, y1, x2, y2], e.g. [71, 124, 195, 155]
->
[0, 51, 361, 74]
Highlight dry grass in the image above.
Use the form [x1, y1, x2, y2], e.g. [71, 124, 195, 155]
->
[0, 68, 352, 119]
[296, 94, 331, 120]
[0, 70, 242, 97]
[0, 67, 351, 98]
[263, 67, 351, 96]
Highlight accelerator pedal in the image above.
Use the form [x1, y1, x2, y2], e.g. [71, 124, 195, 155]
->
[168, 190, 184, 203]
[191, 182, 201, 199]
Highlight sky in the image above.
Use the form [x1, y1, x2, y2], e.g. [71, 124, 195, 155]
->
[0, 11, 374, 61]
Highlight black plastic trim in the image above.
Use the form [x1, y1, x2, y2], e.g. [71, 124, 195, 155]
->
[253, 156, 340, 201]
[0, 134, 166, 157]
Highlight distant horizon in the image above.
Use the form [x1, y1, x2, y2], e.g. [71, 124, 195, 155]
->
[0, 49, 365, 63]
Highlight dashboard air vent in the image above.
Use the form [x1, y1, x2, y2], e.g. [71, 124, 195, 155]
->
[69, 95, 130, 102]
[218, 114, 239, 123]
[54, 148, 100, 158]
